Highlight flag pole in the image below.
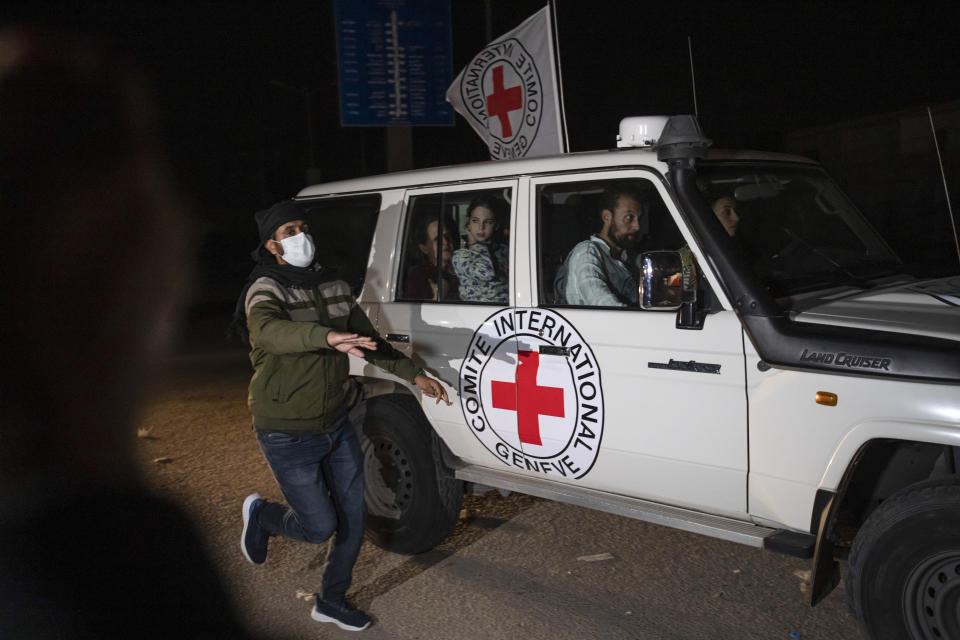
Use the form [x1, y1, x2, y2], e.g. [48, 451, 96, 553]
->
[484, 0, 492, 43]
[548, 0, 570, 152]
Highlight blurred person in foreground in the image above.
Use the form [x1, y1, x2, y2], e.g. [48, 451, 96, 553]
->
[0, 29, 255, 639]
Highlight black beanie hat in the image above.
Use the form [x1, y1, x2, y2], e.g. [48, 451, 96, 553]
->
[255, 199, 304, 244]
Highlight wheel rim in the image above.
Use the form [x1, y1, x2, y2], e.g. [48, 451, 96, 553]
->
[904, 550, 960, 639]
[360, 433, 413, 520]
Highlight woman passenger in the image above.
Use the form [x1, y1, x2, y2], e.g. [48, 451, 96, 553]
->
[452, 195, 509, 303]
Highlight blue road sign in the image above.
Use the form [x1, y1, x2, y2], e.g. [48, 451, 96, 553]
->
[335, 0, 454, 126]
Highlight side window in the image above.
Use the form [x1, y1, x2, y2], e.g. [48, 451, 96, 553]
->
[301, 194, 381, 296]
[398, 187, 512, 304]
[538, 177, 683, 308]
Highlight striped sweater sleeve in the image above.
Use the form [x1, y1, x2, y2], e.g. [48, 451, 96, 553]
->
[245, 277, 332, 354]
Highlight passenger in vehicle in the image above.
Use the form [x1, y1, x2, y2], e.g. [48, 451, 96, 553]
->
[671, 194, 742, 289]
[452, 195, 509, 303]
[712, 195, 740, 237]
[554, 182, 647, 306]
[404, 216, 460, 300]
[677, 192, 741, 261]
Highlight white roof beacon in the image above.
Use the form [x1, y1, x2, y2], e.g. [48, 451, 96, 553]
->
[616, 116, 670, 148]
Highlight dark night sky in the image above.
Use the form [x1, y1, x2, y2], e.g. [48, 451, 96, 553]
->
[6, 0, 959, 301]
[9, 2, 959, 190]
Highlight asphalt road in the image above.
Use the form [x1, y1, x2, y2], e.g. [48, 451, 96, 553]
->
[135, 333, 862, 639]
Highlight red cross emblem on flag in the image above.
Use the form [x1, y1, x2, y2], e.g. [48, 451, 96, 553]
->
[490, 350, 565, 446]
[485, 65, 522, 139]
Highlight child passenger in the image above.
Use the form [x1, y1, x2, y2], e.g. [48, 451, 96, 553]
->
[452, 195, 509, 303]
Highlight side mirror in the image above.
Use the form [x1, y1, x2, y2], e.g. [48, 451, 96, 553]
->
[638, 251, 683, 310]
[639, 250, 705, 329]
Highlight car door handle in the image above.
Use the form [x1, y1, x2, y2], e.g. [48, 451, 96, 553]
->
[386, 333, 410, 343]
[539, 345, 569, 356]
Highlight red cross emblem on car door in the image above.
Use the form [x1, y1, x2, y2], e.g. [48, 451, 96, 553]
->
[490, 350, 565, 446]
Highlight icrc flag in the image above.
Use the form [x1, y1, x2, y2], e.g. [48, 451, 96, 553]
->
[445, 5, 567, 160]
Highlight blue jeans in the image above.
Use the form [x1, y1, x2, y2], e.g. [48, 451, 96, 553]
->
[255, 415, 365, 602]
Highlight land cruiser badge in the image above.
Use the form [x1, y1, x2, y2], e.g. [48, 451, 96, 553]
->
[459, 308, 604, 480]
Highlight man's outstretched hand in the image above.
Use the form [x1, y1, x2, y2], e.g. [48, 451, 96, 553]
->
[326, 331, 377, 357]
[326, 332, 447, 404]
[415, 373, 450, 405]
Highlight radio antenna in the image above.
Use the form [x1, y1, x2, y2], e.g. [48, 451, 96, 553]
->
[687, 36, 698, 117]
[927, 106, 960, 270]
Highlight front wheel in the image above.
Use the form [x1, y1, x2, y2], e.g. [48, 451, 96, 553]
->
[846, 478, 960, 640]
[356, 393, 462, 554]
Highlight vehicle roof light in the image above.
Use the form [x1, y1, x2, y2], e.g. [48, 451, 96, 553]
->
[617, 116, 670, 148]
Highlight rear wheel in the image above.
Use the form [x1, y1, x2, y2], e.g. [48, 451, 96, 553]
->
[846, 478, 960, 640]
[357, 393, 462, 554]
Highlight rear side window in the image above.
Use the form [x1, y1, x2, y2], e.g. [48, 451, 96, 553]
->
[398, 186, 512, 304]
[300, 194, 381, 296]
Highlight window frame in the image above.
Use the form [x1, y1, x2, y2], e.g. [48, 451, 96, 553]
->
[296, 193, 382, 297]
[530, 168, 731, 311]
[396, 179, 518, 305]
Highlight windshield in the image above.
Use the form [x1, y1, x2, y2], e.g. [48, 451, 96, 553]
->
[695, 163, 903, 297]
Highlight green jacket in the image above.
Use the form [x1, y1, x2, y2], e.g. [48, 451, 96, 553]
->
[245, 276, 420, 432]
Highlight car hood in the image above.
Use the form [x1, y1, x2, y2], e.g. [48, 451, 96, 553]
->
[792, 275, 960, 342]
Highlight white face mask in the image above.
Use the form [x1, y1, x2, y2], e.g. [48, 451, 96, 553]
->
[276, 231, 315, 267]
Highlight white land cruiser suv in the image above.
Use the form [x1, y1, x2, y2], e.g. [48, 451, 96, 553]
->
[292, 116, 960, 640]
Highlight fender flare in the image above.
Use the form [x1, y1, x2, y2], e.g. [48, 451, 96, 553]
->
[819, 420, 960, 490]
[809, 426, 960, 606]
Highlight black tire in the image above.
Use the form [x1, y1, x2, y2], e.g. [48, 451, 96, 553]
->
[846, 477, 960, 640]
[356, 393, 463, 554]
